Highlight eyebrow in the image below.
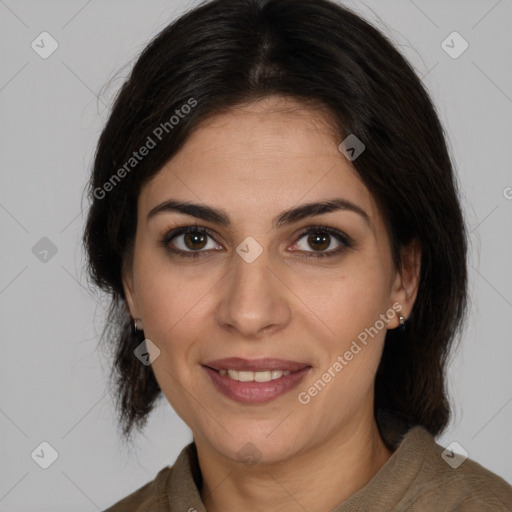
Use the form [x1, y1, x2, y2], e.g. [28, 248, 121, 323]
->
[147, 198, 372, 229]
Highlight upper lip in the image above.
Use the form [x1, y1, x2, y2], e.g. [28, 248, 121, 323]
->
[203, 357, 310, 372]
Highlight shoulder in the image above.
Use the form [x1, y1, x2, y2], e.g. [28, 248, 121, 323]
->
[102, 441, 203, 512]
[102, 465, 173, 512]
[405, 426, 512, 511]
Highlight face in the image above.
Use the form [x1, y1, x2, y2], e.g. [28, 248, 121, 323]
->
[123, 95, 420, 466]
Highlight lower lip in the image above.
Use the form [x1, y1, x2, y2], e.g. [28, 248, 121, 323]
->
[202, 366, 311, 404]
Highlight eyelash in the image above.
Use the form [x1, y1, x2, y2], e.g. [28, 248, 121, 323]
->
[160, 224, 354, 260]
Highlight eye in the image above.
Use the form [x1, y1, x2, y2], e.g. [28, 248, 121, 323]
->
[161, 225, 222, 258]
[160, 224, 354, 260]
[290, 226, 353, 258]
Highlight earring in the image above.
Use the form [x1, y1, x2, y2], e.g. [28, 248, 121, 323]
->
[398, 313, 407, 332]
[133, 318, 144, 334]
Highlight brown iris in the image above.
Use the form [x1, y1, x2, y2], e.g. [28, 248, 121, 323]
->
[185, 231, 208, 250]
[307, 232, 330, 251]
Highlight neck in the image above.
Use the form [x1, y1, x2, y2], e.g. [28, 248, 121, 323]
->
[197, 414, 393, 512]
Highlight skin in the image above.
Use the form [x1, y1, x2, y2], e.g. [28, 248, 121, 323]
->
[123, 95, 421, 512]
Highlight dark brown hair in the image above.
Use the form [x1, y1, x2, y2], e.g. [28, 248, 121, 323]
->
[83, 0, 468, 445]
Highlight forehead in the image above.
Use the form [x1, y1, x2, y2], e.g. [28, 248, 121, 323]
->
[139, 96, 377, 227]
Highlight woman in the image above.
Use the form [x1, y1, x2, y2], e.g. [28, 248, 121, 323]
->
[84, 0, 512, 510]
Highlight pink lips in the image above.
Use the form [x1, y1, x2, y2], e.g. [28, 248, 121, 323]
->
[202, 357, 312, 404]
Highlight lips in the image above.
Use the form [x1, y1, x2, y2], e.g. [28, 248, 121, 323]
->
[202, 357, 310, 372]
[202, 364, 312, 403]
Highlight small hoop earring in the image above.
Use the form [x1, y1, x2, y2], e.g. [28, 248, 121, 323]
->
[133, 318, 144, 334]
[398, 313, 407, 332]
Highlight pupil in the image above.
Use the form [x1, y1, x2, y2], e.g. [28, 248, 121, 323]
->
[185, 231, 206, 250]
[309, 232, 329, 251]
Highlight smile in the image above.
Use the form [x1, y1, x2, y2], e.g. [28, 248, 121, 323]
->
[218, 369, 291, 382]
[202, 365, 311, 404]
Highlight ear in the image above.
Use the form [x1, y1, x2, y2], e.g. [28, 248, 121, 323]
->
[388, 238, 421, 328]
[121, 263, 139, 320]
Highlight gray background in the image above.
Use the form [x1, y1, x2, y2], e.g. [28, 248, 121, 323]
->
[1, 0, 511, 510]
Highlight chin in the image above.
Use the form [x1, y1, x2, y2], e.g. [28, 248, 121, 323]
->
[205, 431, 302, 467]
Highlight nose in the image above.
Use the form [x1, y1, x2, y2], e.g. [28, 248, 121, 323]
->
[215, 248, 292, 339]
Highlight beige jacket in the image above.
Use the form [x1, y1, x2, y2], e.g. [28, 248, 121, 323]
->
[104, 424, 512, 511]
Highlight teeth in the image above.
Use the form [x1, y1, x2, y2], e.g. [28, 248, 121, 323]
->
[219, 369, 291, 382]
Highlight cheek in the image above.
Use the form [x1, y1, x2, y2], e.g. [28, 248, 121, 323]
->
[131, 255, 212, 423]
[301, 259, 391, 339]
[131, 252, 224, 396]
[298, 259, 391, 393]
[300, 289, 388, 419]
[135, 275, 210, 360]
[132, 243, 214, 333]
